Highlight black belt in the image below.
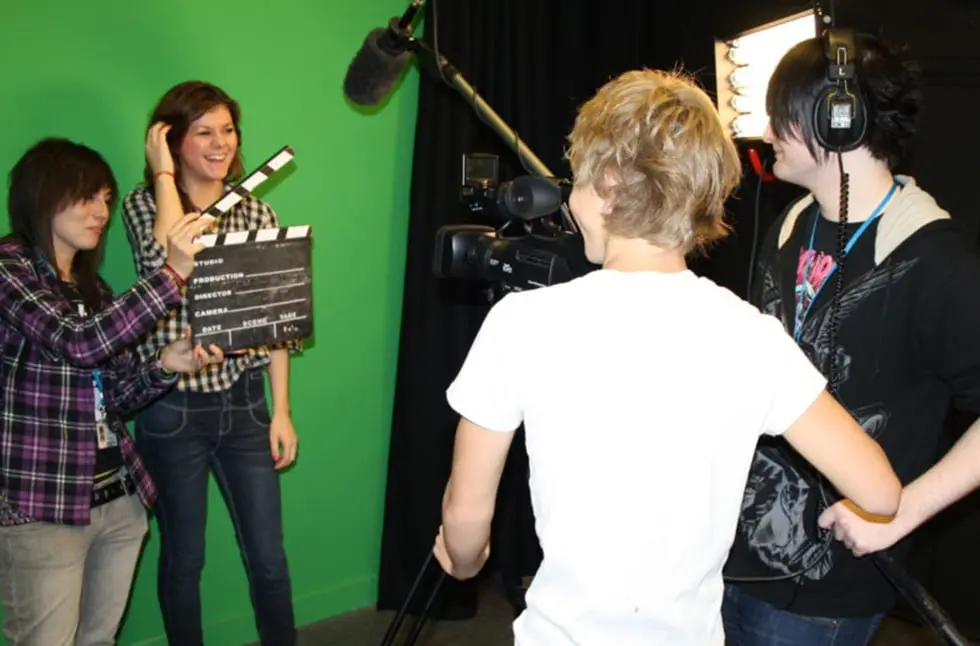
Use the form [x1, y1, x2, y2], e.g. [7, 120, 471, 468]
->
[92, 473, 136, 507]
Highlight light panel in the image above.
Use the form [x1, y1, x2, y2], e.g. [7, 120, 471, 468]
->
[714, 11, 818, 139]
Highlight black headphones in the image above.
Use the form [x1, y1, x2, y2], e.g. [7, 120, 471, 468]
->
[812, 28, 868, 152]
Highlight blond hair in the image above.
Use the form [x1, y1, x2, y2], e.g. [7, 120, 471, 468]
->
[565, 68, 742, 253]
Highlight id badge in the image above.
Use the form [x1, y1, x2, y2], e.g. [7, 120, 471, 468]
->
[92, 373, 107, 423]
[96, 421, 118, 449]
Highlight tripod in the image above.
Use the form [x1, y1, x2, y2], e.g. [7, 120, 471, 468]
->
[379, 552, 446, 646]
[873, 553, 973, 646]
[380, 433, 535, 645]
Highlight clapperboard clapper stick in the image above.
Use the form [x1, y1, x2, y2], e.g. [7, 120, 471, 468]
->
[199, 145, 295, 224]
[186, 146, 315, 353]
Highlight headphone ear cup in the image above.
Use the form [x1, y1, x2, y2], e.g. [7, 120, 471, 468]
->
[812, 87, 869, 152]
[812, 88, 835, 149]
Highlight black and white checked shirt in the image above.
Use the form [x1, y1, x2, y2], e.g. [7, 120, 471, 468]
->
[121, 185, 300, 393]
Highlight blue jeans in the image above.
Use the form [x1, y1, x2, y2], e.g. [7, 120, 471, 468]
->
[136, 369, 295, 646]
[722, 584, 883, 646]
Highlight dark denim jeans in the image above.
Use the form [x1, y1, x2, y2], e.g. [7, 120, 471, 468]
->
[136, 369, 295, 646]
[722, 584, 884, 646]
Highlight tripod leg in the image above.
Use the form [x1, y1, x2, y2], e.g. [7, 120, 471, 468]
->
[873, 554, 973, 646]
[403, 571, 447, 646]
[380, 551, 435, 646]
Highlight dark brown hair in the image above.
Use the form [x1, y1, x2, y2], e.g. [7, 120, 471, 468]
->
[142, 81, 245, 208]
[5, 138, 117, 311]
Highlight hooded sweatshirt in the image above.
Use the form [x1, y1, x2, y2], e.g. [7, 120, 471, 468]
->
[723, 175, 980, 617]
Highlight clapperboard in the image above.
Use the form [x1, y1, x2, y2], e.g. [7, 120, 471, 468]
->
[186, 146, 314, 352]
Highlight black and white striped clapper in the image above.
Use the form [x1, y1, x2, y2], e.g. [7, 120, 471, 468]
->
[188, 225, 313, 352]
[200, 145, 294, 223]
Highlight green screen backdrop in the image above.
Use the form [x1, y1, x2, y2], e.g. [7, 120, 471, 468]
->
[0, 1, 418, 644]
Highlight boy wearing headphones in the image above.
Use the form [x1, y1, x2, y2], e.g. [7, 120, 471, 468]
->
[430, 68, 902, 646]
[722, 31, 980, 645]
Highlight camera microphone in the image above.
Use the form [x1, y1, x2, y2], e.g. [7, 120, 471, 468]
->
[496, 175, 571, 221]
[343, 0, 426, 107]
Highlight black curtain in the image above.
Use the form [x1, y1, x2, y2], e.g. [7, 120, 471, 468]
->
[377, 0, 980, 629]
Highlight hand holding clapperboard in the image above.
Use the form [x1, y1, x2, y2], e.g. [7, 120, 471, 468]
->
[187, 146, 315, 353]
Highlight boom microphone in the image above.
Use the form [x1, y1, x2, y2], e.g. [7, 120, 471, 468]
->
[343, 0, 426, 106]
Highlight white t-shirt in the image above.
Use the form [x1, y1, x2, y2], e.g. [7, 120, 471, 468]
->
[446, 269, 827, 646]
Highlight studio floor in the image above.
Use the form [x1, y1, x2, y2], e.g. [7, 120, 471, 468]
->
[273, 581, 949, 646]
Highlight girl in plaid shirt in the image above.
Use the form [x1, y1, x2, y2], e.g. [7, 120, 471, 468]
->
[121, 81, 300, 646]
[0, 138, 221, 645]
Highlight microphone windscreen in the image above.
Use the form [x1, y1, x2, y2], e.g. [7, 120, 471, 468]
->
[343, 28, 412, 107]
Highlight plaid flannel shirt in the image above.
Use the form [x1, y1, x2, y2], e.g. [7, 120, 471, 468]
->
[0, 241, 182, 526]
[121, 185, 300, 393]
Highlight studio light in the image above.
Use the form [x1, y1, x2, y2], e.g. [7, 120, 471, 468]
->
[714, 11, 818, 139]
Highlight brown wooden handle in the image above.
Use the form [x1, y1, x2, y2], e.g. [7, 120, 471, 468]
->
[841, 499, 896, 524]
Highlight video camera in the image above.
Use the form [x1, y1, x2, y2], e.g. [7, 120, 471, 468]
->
[432, 153, 596, 293]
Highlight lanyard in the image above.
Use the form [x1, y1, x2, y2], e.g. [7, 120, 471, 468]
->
[34, 253, 106, 402]
[793, 180, 900, 341]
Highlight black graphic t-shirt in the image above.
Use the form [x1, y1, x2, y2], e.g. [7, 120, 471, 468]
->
[724, 199, 980, 618]
[792, 211, 875, 345]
